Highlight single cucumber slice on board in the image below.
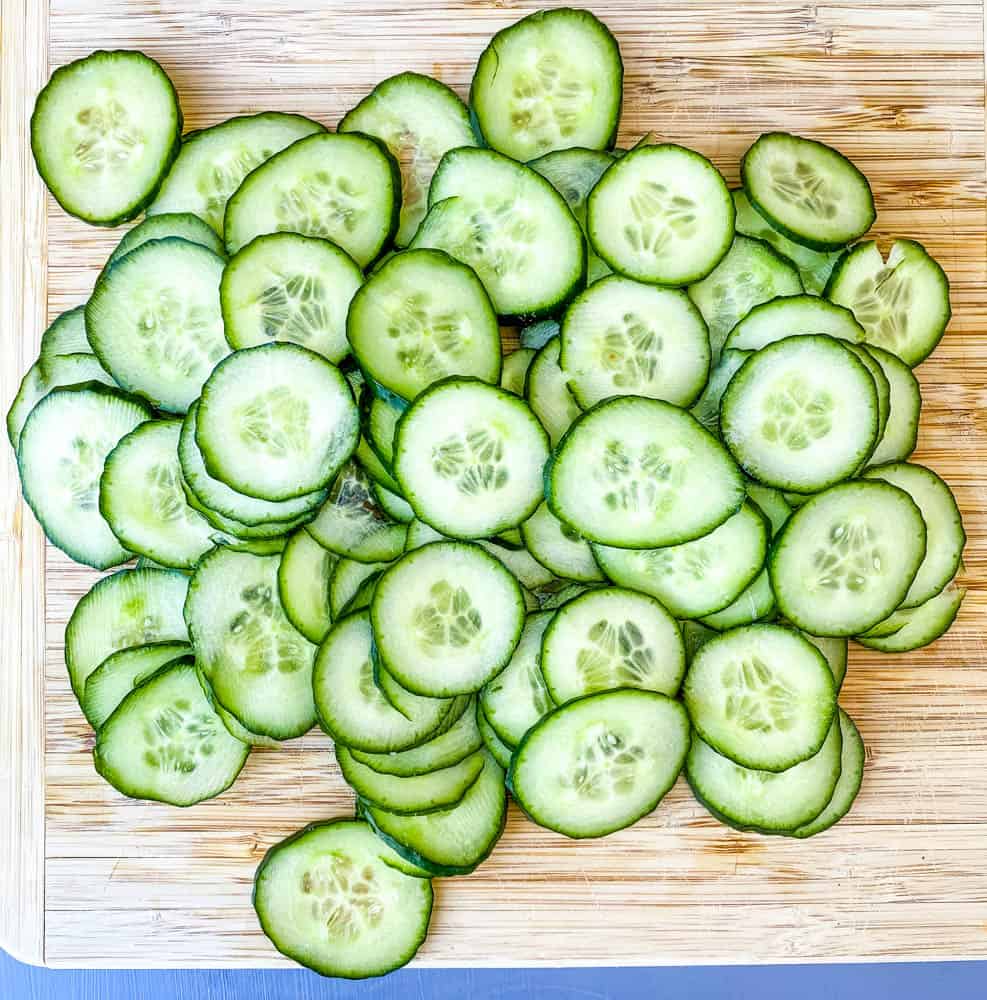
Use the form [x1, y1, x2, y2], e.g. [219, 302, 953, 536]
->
[277, 529, 336, 644]
[525, 337, 581, 447]
[521, 501, 605, 584]
[107, 212, 225, 268]
[856, 580, 965, 653]
[723, 293, 863, 352]
[865, 346, 921, 466]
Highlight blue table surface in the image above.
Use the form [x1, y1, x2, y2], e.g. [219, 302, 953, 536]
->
[2, 949, 984, 999]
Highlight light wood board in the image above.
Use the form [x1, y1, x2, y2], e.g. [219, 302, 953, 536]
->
[1, 0, 986, 970]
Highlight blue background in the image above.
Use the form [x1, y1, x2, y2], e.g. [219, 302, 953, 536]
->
[2, 950, 984, 999]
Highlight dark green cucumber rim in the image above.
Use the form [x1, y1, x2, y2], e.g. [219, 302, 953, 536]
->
[477, 702, 515, 769]
[360, 387, 402, 468]
[697, 572, 778, 632]
[854, 586, 964, 653]
[722, 293, 864, 352]
[181, 475, 314, 539]
[338, 569, 386, 618]
[276, 529, 334, 644]
[864, 342, 922, 457]
[107, 212, 227, 271]
[175, 111, 325, 151]
[506, 688, 690, 839]
[519, 510, 605, 584]
[31, 50, 182, 227]
[38, 304, 89, 364]
[525, 336, 580, 411]
[740, 132, 875, 252]
[339, 70, 472, 134]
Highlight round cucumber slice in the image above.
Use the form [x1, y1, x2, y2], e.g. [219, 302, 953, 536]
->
[724, 293, 864, 352]
[329, 559, 393, 620]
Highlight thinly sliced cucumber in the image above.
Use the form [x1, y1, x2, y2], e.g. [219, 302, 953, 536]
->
[340, 571, 384, 616]
[478, 704, 514, 768]
[862, 463, 964, 608]
[371, 660, 463, 729]
[801, 632, 848, 691]
[682, 624, 837, 772]
[372, 542, 525, 697]
[689, 348, 751, 436]
[856, 580, 965, 653]
[18, 383, 150, 568]
[769, 480, 927, 636]
[38, 306, 91, 367]
[521, 501, 605, 584]
[741, 133, 874, 250]
[355, 436, 402, 494]
[525, 337, 581, 447]
[686, 716, 842, 833]
[224, 132, 400, 266]
[86, 237, 230, 412]
[329, 558, 392, 620]
[587, 144, 733, 286]
[32, 50, 181, 225]
[470, 7, 622, 160]
[548, 396, 745, 548]
[508, 689, 689, 838]
[340, 72, 477, 246]
[414, 148, 585, 319]
[277, 529, 336, 644]
[540, 586, 685, 704]
[362, 751, 506, 876]
[501, 349, 536, 396]
[478, 539, 556, 590]
[221, 233, 363, 363]
[394, 379, 549, 538]
[865, 346, 921, 466]
[520, 318, 560, 351]
[107, 212, 225, 268]
[594, 501, 768, 619]
[373, 484, 415, 524]
[560, 275, 710, 408]
[842, 344, 890, 458]
[364, 390, 404, 467]
[185, 548, 317, 739]
[94, 658, 248, 804]
[254, 819, 433, 979]
[688, 235, 803, 361]
[698, 570, 776, 631]
[196, 343, 358, 501]
[347, 248, 501, 400]
[720, 335, 879, 492]
[181, 478, 309, 541]
[149, 112, 324, 233]
[746, 483, 793, 536]
[825, 239, 950, 366]
[724, 294, 863, 352]
[215, 703, 281, 748]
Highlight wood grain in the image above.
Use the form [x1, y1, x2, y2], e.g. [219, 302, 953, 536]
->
[1, 0, 986, 969]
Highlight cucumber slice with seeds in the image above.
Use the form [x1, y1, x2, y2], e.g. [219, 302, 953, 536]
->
[724, 293, 864, 352]
[525, 337, 581, 447]
[856, 580, 965, 653]
[277, 529, 337, 644]
[521, 501, 605, 584]
[501, 348, 536, 396]
[330, 558, 392, 620]
[865, 346, 921, 466]
[478, 704, 514, 768]
[107, 212, 225, 268]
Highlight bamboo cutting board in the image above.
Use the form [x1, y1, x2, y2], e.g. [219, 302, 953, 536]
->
[1, 0, 986, 970]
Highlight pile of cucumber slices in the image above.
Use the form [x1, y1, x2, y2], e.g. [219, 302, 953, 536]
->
[13, 5, 966, 980]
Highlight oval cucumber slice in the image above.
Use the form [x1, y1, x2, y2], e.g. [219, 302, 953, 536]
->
[698, 569, 776, 631]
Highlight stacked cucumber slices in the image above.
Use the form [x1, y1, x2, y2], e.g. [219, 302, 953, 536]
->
[13, 5, 965, 980]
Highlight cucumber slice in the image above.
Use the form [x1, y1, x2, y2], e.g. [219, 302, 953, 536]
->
[355, 436, 402, 494]
[843, 344, 891, 457]
[682, 623, 837, 772]
[339, 72, 477, 246]
[724, 294, 864, 352]
[594, 501, 769, 619]
[86, 237, 230, 413]
[220, 233, 363, 363]
[525, 337, 581, 447]
[371, 659, 464, 728]
[508, 689, 689, 838]
[682, 620, 717, 663]
[277, 530, 337, 644]
[363, 390, 404, 467]
[861, 463, 965, 608]
[17, 383, 150, 569]
[329, 559, 392, 620]
[548, 396, 745, 548]
[99, 419, 217, 569]
[801, 632, 848, 691]
[38, 306, 91, 368]
[94, 658, 248, 805]
[825, 239, 950, 366]
[196, 343, 359, 501]
[414, 148, 585, 320]
[520, 318, 560, 351]
[83, 641, 192, 730]
[215, 703, 281, 749]
[477, 705, 514, 768]
[686, 715, 843, 833]
[394, 379, 549, 539]
[253, 819, 433, 979]
[521, 501, 605, 584]
[689, 348, 751, 436]
[560, 275, 711, 408]
[687, 235, 803, 362]
[698, 570, 776, 631]
[372, 542, 526, 697]
[769, 480, 927, 636]
[865, 346, 921, 466]
[31, 50, 181, 225]
[65, 567, 190, 714]
[501, 348, 536, 396]
[745, 483, 793, 536]
[339, 572, 384, 616]
[107, 212, 225, 268]
[478, 539, 556, 590]
[856, 580, 965, 653]
[470, 8, 621, 160]
[148, 112, 324, 234]
[362, 751, 507, 876]
[403, 518, 446, 552]
[185, 548, 318, 740]
[540, 587, 685, 704]
[224, 132, 400, 267]
[741, 133, 875, 251]
[373, 484, 415, 524]
[347, 249, 501, 401]
[181, 479, 309, 542]
[587, 144, 734, 286]
[720, 335, 880, 492]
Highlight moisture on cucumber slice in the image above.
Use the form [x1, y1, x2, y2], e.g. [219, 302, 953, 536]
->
[501, 349, 536, 396]
[477, 704, 514, 769]
[525, 337, 581, 447]
[548, 396, 745, 549]
[724, 293, 864, 352]
[253, 819, 433, 980]
[741, 132, 875, 251]
[330, 558, 392, 620]
[825, 239, 950, 367]
[31, 50, 181, 225]
[17, 383, 151, 569]
[470, 7, 622, 161]
[107, 212, 225, 268]
[587, 144, 734, 286]
[372, 541, 526, 697]
[688, 348, 750, 436]
[865, 346, 921, 466]
[520, 318, 560, 351]
[720, 335, 879, 493]
[540, 586, 685, 704]
[508, 689, 689, 838]
[185, 547, 318, 740]
[347, 248, 501, 401]
[340, 72, 478, 246]
[769, 480, 927, 636]
[560, 275, 711, 408]
[698, 569, 776, 631]
[521, 501, 605, 584]
[224, 131, 400, 267]
[86, 236, 230, 412]
[148, 112, 324, 234]
[196, 343, 359, 501]
[221, 232, 363, 363]
[682, 623, 837, 772]
[38, 306, 91, 368]
[856, 579, 965, 653]
[277, 529, 337, 644]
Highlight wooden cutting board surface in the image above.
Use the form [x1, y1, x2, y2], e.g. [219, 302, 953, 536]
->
[1, 0, 986, 969]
